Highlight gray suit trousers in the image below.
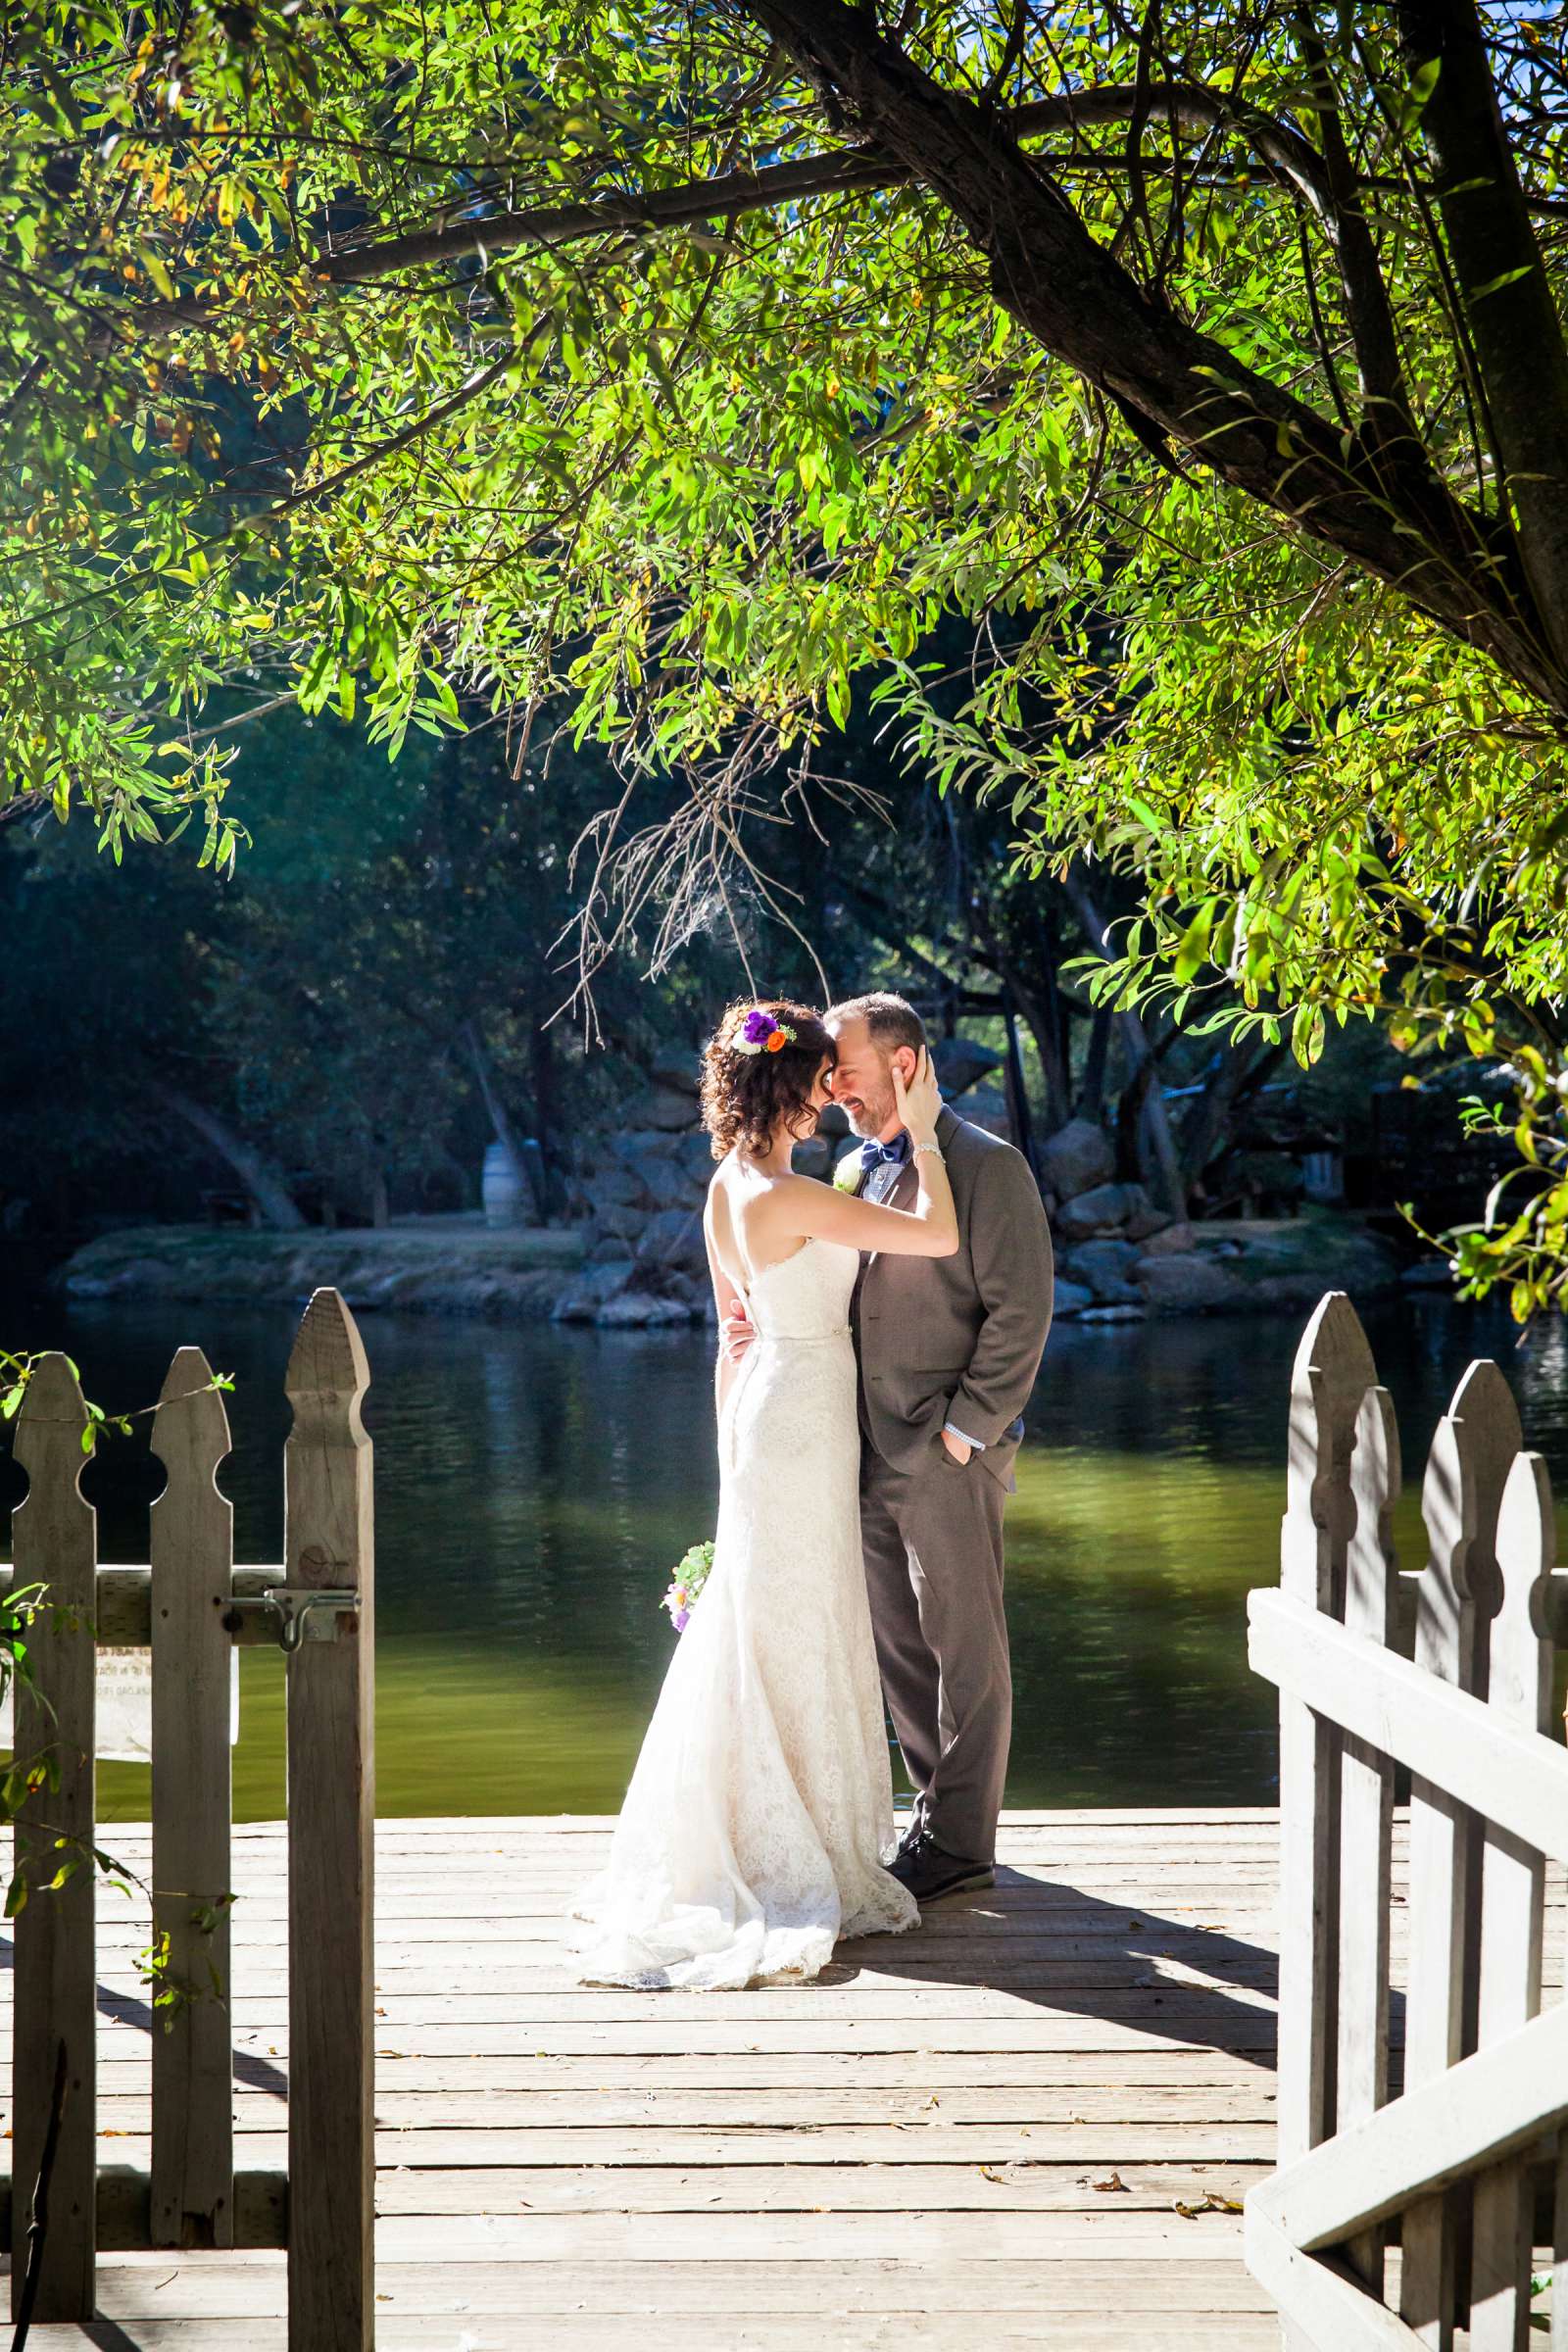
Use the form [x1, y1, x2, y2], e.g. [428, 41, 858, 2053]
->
[859, 1440, 1010, 1867]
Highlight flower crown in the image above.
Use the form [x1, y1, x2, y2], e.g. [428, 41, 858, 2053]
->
[732, 1005, 796, 1057]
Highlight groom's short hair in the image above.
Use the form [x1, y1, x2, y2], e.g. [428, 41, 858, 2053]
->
[828, 991, 927, 1057]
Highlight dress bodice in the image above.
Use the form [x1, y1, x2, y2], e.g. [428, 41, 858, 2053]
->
[745, 1237, 858, 1341]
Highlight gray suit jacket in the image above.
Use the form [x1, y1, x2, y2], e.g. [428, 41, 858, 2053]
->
[852, 1104, 1054, 1492]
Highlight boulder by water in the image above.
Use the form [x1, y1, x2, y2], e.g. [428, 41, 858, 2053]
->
[1039, 1119, 1115, 1201]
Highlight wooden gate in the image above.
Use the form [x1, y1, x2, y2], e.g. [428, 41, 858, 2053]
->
[2, 1286, 374, 2348]
[1247, 1290, 1568, 2350]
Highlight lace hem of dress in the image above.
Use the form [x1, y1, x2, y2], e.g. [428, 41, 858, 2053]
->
[566, 1874, 918, 1992]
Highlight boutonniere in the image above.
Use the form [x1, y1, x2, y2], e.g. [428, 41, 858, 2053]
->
[832, 1153, 863, 1193]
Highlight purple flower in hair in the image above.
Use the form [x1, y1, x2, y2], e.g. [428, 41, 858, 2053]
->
[742, 1008, 776, 1045]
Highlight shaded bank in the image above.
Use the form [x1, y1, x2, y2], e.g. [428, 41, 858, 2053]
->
[55, 1203, 1408, 1328]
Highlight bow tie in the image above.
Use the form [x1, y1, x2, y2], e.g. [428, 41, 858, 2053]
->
[860, 1133, 910, 1172]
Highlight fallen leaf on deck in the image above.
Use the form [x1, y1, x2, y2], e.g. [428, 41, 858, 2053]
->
[1091, 2172, 1130, 2193]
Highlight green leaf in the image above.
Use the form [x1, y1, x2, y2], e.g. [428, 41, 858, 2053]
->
[1468, 265, 1533, 303]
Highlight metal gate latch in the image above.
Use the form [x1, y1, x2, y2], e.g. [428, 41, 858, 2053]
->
[222, 1587, 361, 1652]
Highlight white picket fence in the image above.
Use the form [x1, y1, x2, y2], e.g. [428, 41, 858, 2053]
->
[2, 1287, 375, 2346]
[1247, 1290, 1568, 2350]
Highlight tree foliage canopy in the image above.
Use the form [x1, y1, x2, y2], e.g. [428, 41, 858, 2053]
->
[7, 1, 1568, 1301]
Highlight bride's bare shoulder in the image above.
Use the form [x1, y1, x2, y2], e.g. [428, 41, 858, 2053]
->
[746, 1170, 822, 1238]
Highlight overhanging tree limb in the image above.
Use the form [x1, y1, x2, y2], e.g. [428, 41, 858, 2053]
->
[733, 0, 1567, 715]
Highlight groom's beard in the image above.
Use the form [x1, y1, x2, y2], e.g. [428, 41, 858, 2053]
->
[839, 1090, 896, 1140]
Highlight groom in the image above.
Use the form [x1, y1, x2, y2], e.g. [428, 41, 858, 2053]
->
[827, 993, 1054, 1901]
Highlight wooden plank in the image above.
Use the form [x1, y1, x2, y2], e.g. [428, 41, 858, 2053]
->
[18, 2256, 1283, 2319]
[1470, 1451, 1555, 2352]
[75, 2097, 1288, 2154]
[150, 1346, 236, 2248]
[1249, 1591, 1568, 1860]
[1400, 1359, 1519, 2351]
[74, 1916, 1290, 1957]
[283, 1288, 375, 2352]
[1338, 1384, 1400, 2296]
[23, 2321, 1287, 2351]
[364, 2159, 1272, 2214]
[281, 2126, 1273, 2169]
[370, 2212, 1250, 2258]
[84, 2046, 1286, 2089]
[63, 1957, 1284, 2000]
[10, 1351, 98, 2324]
[56, 2014, 1289, 2056]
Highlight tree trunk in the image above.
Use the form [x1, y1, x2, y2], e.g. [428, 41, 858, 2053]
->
[1078, 1006, 1113, 1122]
[1178, 1039, 1288, 1187]
[150, 1083, 307, 1231]
[1001, 995, 1037, 1172]
[1108, 1014, 1185, 1217]
[1061, 872, 1186, 1217]
[1396, 0, 1568, 673]
[462, 1018, 546, 1221]
[528, 1015, 561, 1219]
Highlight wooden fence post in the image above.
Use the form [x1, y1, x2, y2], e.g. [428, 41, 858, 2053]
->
[150, 1346, 235, 2248]
[1278, 1297, 1375, 2157]
[284, 1289, 374, 2352]
[10, 1354, 98, 2323]
[1401, 1360, 1520, 2349]
[1469, 1449, 1553, 2352]
[1337, 1383, 1400, 2300]
[1277, 1294, 1375, 2352]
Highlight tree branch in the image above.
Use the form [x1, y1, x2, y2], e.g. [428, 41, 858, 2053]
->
[1291, 9, 1415, 430]
[734, 0, 1567, 714]
[106, 82, 1331, 338]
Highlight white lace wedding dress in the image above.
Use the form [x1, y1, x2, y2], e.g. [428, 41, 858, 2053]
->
[570, 1235, 918, 1987]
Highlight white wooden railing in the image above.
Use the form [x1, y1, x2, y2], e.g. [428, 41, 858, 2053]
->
[2, 1287, 375, 2348]
[1247, 1290, 1568, 2351]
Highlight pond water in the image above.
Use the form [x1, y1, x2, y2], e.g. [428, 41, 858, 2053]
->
[3, 1286, 1567, 1820]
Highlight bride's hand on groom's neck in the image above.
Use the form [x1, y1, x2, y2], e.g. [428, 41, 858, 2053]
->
[893, 1046, 942, 1147]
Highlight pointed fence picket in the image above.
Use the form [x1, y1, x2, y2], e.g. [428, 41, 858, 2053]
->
[10, 1353, 97, 2322]
[1, 1289, 375, 2347]
[1248, 1292, 1568, 2352]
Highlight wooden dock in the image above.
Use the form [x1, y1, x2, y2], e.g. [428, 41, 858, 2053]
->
[10, 1803, 1546, 2350]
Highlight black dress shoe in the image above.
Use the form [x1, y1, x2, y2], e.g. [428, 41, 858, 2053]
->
[886, 1826, 995, 1902]
[893, 1816, 925, 1862]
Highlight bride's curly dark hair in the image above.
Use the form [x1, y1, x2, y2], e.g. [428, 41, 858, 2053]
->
[700, 999, 833, 1160]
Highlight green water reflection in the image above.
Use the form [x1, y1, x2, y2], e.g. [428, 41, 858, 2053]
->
[4, 1289, 1566, 1818]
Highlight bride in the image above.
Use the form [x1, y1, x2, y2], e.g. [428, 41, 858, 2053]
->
[571, 997, 959, 1988]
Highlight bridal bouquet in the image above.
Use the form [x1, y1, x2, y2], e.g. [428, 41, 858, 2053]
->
[662, 1540, 714, 1633]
